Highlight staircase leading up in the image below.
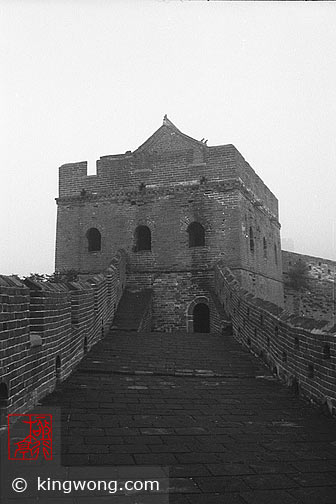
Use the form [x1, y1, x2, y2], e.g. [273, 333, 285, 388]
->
[111, 288, 153, 332]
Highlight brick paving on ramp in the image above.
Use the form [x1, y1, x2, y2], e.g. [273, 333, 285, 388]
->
[43, 331, 336, 504]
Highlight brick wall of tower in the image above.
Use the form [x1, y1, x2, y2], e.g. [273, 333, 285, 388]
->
[235, 150, 279, 216]
[55, 185, 242, 274]
[56, 183, 283, 307]
[56, 123, 283, 314]
[58, 133, 211, 198]
[235, 190, 283, 306]
[58, 144, 279, 211]
[127, 270, 215, 332]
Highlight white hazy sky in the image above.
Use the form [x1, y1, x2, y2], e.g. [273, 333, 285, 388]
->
[1, 0, 336, 276]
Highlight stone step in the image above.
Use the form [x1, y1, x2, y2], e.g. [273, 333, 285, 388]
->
[111, 289, 152, 331]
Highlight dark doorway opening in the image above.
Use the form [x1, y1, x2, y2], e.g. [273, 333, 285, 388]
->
[193, 303, 210, 333]
[135, 225, 151, 251]
[87, 228, 101, 252]
[187, 222, 205, 247]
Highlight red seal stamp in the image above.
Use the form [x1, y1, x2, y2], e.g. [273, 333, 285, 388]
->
[8, 414, 52, 460]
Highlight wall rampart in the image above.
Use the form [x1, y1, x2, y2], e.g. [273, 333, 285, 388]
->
[55, 184, 242, 274]
[282, 250, 336, 322]
[282, 250, 336, 281]
[214, 261, 336, 417]
[0, 250, 126, 424]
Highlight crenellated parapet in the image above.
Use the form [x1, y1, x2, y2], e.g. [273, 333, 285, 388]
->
[214, 261, 336, 417]
[58, 139, 278, 219]
[282, 250, 336, 322]
[0, 250, 127, 423]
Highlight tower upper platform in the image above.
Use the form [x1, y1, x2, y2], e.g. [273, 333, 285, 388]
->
[58, 116, 278, 219]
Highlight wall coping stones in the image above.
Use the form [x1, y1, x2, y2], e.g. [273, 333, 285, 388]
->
[0, 275, 27, 288]
[67, 280, 93, 291]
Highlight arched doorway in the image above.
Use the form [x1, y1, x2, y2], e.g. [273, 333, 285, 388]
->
[134, 225, 151, 252]
[187, 222, 205, 247]
[86, 227, 101, 252]
[193, 303, 210, 333]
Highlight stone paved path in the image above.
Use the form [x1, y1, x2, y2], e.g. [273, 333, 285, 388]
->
[43, 331, 336, 503]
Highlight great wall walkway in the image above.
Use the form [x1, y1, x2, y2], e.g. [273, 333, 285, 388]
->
[42, 330, 336, 504]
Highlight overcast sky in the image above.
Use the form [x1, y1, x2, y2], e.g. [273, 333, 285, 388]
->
[1, 0, 336, 276]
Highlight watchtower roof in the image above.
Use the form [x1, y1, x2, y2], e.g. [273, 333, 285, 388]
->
[134, 115, 206, 154]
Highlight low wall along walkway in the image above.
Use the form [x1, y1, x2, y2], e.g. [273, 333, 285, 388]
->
[214, 261, 336, 417]
[1, 252, 336, 423]
[0, 250, 126, 424]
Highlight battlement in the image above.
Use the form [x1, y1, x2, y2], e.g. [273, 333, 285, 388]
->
[58, 145, 233, 197]
[0, 251, 126, 422]
[214, 262, 336, 417]
[282, 250, 336, 278]
[57, 118, 278, 218]
[282, 250, 336, 323]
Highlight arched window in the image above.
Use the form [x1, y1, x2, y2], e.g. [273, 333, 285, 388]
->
[187, 222, 205, 248]
[86, 228, 101, 252]
[263, 237, 267, 258]
[135, 225, 151, 252]
[249, 227, 254, 253]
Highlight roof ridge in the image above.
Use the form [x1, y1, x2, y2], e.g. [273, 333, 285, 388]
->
[133, 115, 206, 153]
[163, 114, 205, 146]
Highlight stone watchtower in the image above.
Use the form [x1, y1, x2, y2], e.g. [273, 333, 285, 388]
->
[55, 116, 283, 331]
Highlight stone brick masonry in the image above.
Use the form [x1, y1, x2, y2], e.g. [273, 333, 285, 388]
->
[55, 116, 284, 330]
[0, 250, 126, 423]
[1, 116, 335, 434]
[214, 262, 336, 417]
[283, 250, 336, 323]
[39, 329, 336, 503]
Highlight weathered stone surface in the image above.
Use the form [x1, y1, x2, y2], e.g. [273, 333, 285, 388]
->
[41, 329, 336, 502]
